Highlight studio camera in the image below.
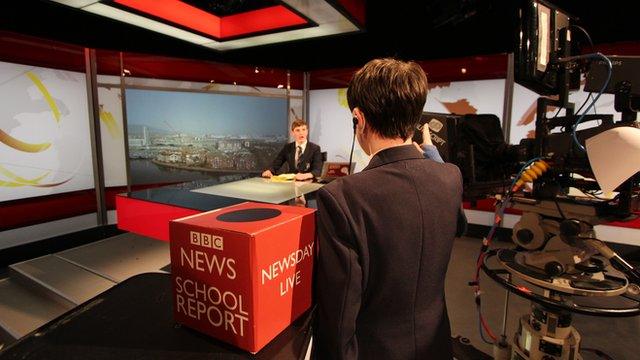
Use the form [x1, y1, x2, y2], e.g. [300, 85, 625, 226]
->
[435, 1, 640, 359]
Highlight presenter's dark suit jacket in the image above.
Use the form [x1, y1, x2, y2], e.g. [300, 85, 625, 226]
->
[314, 145, 464, 360]
[270, 142, 323, 177]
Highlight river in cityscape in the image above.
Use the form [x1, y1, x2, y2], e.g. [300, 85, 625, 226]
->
[129, 159, 260, 185]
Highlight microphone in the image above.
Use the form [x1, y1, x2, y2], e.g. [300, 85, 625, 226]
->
[348, 117, 357, 175]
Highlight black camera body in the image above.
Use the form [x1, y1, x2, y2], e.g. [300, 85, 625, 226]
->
[423, 103, 638, 218]
[415, 112, 529, 200]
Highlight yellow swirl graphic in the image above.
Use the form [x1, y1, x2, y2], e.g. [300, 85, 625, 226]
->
[26, 71, 61, 122]
[0, 71, 74, 188]
[0, 164, 70, 188]
[0, 128, 51, 153]
[338, 88, 349, 109]
[30, 178, 72, 188]
[0, 180, 25, 187]
[0, 178, 72, 188]
[0, 165, 50, 185]
[0, 71, 59, 153]
[100, 109, 121, 138]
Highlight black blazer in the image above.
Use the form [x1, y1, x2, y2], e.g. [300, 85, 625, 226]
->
[270, 141, 323, 177]
[314, 145, 464, 360]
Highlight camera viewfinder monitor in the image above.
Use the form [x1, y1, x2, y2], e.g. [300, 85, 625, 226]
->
[515, 0, 576, 95]
[585, 56, 640, 96]
[585, 55, 640, 121]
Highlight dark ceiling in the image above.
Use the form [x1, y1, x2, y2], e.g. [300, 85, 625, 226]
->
[1, 0, 639, 71]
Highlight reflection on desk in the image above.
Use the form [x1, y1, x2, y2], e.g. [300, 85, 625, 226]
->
[191, 177, 324, 204]
[127, 187, 246, 211]
[0, 273, 313, 360]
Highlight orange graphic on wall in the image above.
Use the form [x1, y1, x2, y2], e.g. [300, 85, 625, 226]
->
[430, 82, 478, 115]
[439, 99, 478, 115]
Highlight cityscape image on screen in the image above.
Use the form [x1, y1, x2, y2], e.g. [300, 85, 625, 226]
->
[126, 89, 289, 185]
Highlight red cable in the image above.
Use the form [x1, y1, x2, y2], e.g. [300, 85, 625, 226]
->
[480, 314, 497, 341]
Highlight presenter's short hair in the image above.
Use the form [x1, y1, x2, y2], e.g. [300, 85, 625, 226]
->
[291, 119, 307, 130]
[347, 58, 428, 140]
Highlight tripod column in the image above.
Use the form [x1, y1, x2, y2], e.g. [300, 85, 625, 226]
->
[512, 300, 582, 360]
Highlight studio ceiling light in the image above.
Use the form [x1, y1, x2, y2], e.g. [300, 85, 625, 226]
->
[50, 0, 364, 51]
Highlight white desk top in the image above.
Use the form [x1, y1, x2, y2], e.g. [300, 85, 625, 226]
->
[191, 177, 323, 204]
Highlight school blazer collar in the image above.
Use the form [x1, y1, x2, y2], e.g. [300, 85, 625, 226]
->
[362, 144, 424, 172]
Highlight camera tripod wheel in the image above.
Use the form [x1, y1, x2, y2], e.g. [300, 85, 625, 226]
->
[481, 249, 640, 360]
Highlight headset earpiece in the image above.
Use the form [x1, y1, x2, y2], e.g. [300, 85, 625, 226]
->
[348, 117, 357, 174]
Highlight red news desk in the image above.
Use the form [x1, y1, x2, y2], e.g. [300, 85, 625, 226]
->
[116, 177, 324, 241]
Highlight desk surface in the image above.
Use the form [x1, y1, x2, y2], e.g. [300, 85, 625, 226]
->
[0, 273, 313, 360]
[191, 177, 323, 204]
[126, 186, 247, 211]
[123, 178, 322, 211]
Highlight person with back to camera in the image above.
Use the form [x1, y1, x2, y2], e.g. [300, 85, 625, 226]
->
[314, 58, 466, 360]
[261, 119, 323, 182]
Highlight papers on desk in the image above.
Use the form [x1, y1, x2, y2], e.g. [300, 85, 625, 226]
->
[271, 173, 296, 182]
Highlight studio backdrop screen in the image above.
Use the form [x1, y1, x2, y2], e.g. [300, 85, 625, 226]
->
[0, 61, 94, 203]
[126, 89, 288, 185]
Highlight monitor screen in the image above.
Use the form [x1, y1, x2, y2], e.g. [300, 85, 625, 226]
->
[515, 0, 574, 95]
[320, 162, 354, 179]
[585, 56, 640, 96]
[536, 3, 551, 73]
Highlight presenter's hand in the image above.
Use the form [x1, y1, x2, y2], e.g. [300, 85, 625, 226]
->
[420, 123, 433, 146]
[413, 142, 423, 154]
[413, 123, 433, 153]
[262, 170, 273, 178]
[294, 173, 313, 181]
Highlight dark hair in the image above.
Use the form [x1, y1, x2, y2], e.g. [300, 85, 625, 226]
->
[347, 58, 428, 140]
[291, 119, 307, 131]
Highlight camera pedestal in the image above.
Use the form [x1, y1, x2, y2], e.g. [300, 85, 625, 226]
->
[483, 246, 640, 360]
[512, 297, 582, 360]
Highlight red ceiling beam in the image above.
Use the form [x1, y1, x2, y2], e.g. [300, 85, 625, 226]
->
[222, 6, 309, 38]
[113, 0, 309, 41]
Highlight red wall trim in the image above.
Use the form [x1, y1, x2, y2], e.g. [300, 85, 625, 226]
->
[0, 31, 85, 72]
[593, 41, 640, 55]
[107, 52, 304, 89]
[309, 53, 509, 89]
[0, 183, 176, 231]
[0, 31, 304, 89]
[1, 189, 97, 231]
[463, 200, 640, 229]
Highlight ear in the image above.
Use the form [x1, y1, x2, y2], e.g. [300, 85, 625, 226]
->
[352, 108, 366, 131]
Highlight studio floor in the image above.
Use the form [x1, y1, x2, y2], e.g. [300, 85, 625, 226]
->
[1, 234, 638, 359]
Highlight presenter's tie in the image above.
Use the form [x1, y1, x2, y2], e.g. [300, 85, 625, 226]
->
[296, 145, 303, 170]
